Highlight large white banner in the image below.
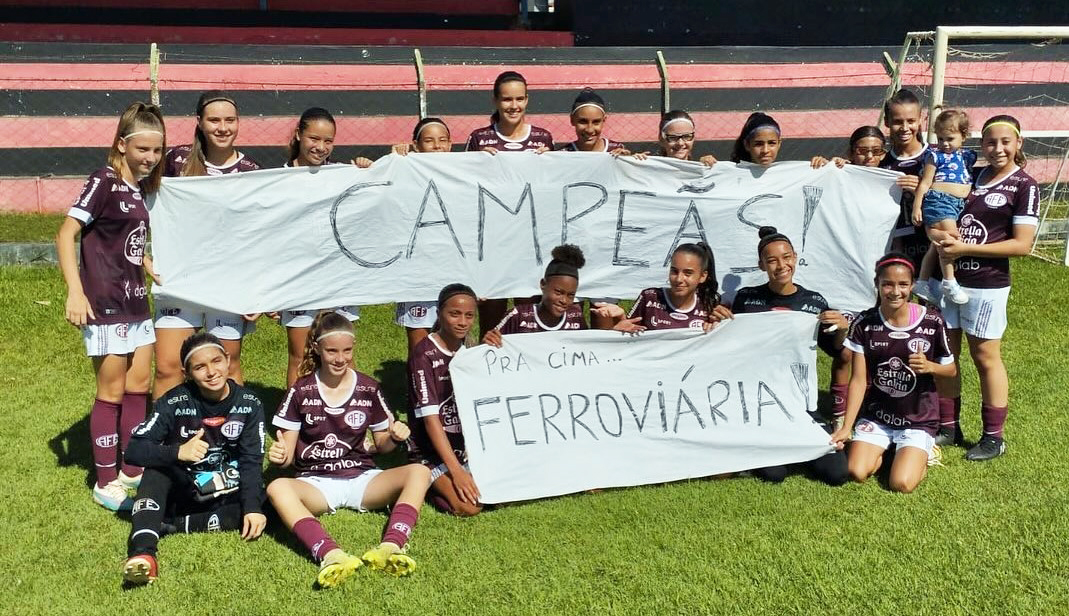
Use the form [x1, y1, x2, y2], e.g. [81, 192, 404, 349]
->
[148, 154, 901, 313]
[450, 312, 835, 504]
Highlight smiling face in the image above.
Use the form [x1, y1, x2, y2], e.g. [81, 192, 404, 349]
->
[438, 294, 476, 343]
[667, 250, 708, 304]
[745, 128, 781, 166]
[494, 80, 528, 127]
[571, 106, 606, 150]
[314, 331, 354, 379]
[885, 102, 922, 153]
[877, 265, 914, 312]
[185, 346, 230, 397]
[934, 124, 965, 154]
[759, 239, 796, 287]
[981, 124, 1022, 172]
[414, 123, 452, 152]
[198, 100, 239, 152]
[539, 275, 578, 319]
[295, 118, 335, 166]
[659, 119, 695, 160]
[118, 131, 164, 179]
[850, 135, 886, 167]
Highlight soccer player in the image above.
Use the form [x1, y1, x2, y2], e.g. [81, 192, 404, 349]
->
[121, 332, 267, 585]
[151, 91, 261, 399]
[831, 253, 956, 493]
[717, 227, 851, 485]
[614, 242, 721, 332]
[407, 284, 482, 516]
[278, 107, 361, 386]
[931, 115, 1039, 460]
[632, 110, 716, 165]
[267, 312, 431, 587]
[880, 89, 929, 271]
[730, 112, 781, 166]
[810, 125, 887, 169]
[57, 102, 166, 511]
[559, 89, 629, 154]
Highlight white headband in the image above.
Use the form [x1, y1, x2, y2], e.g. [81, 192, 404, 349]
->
[182, 342, 225, 365]
[415, 121, 449, 140]
[660, 117, 694, 135]
[746, 124, 780, 140]
[316, 330, 355, 342]
[122, 130, 164, 140]
[571, 102, 605, 115]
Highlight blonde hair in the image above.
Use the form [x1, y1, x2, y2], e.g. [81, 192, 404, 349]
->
[108, 102, 166, 194]
[297, 311, 355, 378]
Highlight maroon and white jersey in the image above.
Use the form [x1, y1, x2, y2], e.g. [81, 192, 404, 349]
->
[406, 335, 464, 466]
[881, 147, 929, 270]
[273, 370, 391, 479]
[844, 305, 954, 435]
[558, 137, 625, 152]
[496, 301, 587, 335]
[66, 167, 150, 325]
[465, 123, 554, 152]
[954, 167, 1040, 289]
[164, 144, 261, 177]
[627, 287, 708, 331]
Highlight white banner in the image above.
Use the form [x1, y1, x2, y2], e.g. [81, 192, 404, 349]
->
[148, 154, 901, 313]
[450, 312, 835, 504]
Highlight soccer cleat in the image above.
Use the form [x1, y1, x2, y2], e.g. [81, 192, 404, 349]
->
[118, 471, 143, 490]
[927, 445, 944, 467]
[965, 435, 1006, 461]
[361, 544, 416, 577]
[934, 427, 964, 447]
[93, 479, 134, 511]
[941, 280, 969, 305]
[316, 549, 362, 589]
[122, 554, 158, 585]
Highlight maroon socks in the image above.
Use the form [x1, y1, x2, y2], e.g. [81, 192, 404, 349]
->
[90, 398, 121, 488]
[938, 396, 961, 431]
[381, 503, 420, 549]
[981, 404, 1008, 439]
[120, 392, 148, 477]
[830, 384, 848, 419]
[293, 517, 339, 562]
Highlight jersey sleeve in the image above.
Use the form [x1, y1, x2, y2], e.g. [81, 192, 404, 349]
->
[236, 397, 266, 514]
[844, 315, 867, 354]
[369, 386, 392, 433]
[408, 352, 442, 418]
[465, 131, 479, 152]
[124, 397, 180, 468]
[272, 386, 303, 432]
[495, 307, 521, 335]
[1013, 174, 1041, 225]
[626, 291, 648, 320]
[67, 170, 112, 226]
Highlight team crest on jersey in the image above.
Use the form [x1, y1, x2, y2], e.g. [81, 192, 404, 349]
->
[344, 410, 367, 429]
[115, 323, 129, 339]
[874, 357, 916, 398]
[221, 420, 244, 439]
[907, 338, 931, 354]
[984, 193, 1008, 208]
[688, 320, 704, 330]
[408, 305, 427, 318]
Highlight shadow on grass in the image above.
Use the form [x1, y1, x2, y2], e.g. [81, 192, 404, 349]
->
[244, 380, 287, 416]
[374, 359, 409, 419]
[48, 411, 94, 488]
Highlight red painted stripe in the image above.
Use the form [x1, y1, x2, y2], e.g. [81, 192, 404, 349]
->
[0, 24, 571, 48]
[0, 0, 515, 13]
[6, 108, 1067, 149]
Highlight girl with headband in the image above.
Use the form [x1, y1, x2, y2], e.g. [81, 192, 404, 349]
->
[57, 101, 166, 511]
[482, 244, 626, 346]
[731, 112, 782, 166]
[392, 117, 455, 352]
[716, 227, 851, 485]
[810, 125, 887, 169]
[121, 332, 267, 585]
[267, 312, 430, 586]
[559, 89, 629, 155]
[880, 89, 929, 271]
[831, 253, 956, 493]
[407, 284, 483, 516]
[151, 91, 262, 400]
[930, 115, 1038, 460]
[634, 110, 716, 165]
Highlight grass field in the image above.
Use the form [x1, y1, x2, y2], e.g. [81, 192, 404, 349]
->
[0, 214, 64, 243]
[3, 257, 1069, 615]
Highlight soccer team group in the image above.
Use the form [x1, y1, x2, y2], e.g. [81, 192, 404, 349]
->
[55, 70, 1039, 587]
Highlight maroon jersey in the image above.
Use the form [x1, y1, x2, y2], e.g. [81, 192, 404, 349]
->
[954, 167, 1040, 289]
[627, 287, 708, 331]
[881, 147, 929, 270]
[273, 370, 391, 479]
[496, 301, 587, 335]
[465, 123, 554, 152]
[844, 305, 953, 435]
[66, 167, 150, 324]
[558, 137, 625, 152]
[164, 144, 261, 177]
[406, 335, 464, 466]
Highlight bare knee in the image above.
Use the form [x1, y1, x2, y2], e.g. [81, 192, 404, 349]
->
[453, 502, 483, 517]
[889, 476, 920, 494]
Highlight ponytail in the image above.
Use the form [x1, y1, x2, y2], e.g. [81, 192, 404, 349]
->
[181, 90, 238, 177]
[296, 311, 354, 378]
[674, 242, 720, 314]
[109, 101, 167, 194]
[731, 112, 780, 163]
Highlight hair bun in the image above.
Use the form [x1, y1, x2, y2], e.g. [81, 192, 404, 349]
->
[550, 244, 586, 269]
[758, 226, 779, 239]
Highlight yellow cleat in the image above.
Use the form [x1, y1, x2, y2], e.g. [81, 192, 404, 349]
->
[361, 544, 416, 577]
[316, 549, 362, 589]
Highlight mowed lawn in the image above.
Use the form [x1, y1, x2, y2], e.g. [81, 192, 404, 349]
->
[2, 257, 1069, 615]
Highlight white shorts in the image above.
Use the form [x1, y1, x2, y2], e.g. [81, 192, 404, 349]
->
[83, 318, 155, 357]
[429, 461, 470, 483]
[852, 418, 934, 455]
[395, 302, 438, 329]
[154, 297, 255, 340]
[280, 306, 360, 329]
[940, 286, 1010, 340]
[297, 469, 382, 513]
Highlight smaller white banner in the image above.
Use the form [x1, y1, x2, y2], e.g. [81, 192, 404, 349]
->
[450, 312, 835, 503]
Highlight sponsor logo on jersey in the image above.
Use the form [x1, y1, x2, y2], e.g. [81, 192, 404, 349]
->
[230, 406, 254, 414]
[984, 193, 1008, 208]
[221, 420, 244, 439]
[503, 142, 524, 150]
[344, 410, 367, 429]
[202, 416, 225, 427]
[175, 408, 197, 416]
[132, 498, 160, 514]
[908, 338, 931, 354]
[898, 159, 918, 168]
[914, 327, 935, 336]
[301, 398, 323, 406]
[800, 304, 821, 314]
[870, 341, 890, 348]
[958, 214, 989, 245]
[888, 331, 909, 339]
[179, 425, 197, 439]
[304, 413, 325, 425]
[564, 323, 581, 329]
[431, 358, 445, 369]
[95, 433, 119, 448]
[874, 357, 916, 398]
[669, 312, 689, 321]
[78, 176, 102, 209]
[301, 433, 353, 460]
[125, 221, 147, 266]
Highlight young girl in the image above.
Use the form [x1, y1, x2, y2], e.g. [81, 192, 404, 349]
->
[407, 284, 482, 516]
[614, 242, 720, 333]
[913, 109, 977, 305]
[466, 70, 554, 154]
[482, 245, 623, 345]
[151, 91, 261, 399]
[810, 125, 887, 169]
[122, 332, 267, 585]
[267, 312, 431, 587]
[392, 117, 454, 352]
[278, 107, 361, 386]
[559, 89, 629, 154]
[57, 102, 165, 510]
[831, 254, 956, 493]
[731, 112, 781, 166]
[718, 227, 850, 485]
[880, 89, 929, 270]
[634, 110, 716, 165]
[932, 115, 1038, 459]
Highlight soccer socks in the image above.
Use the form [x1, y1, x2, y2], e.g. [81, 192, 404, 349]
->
[381, 503, 420, 549]
[176, 503, 243, 534]
[128, 469, 170, 558]
[120, 392, 148, 478]
[981, 403, 1008, 439]
[293, 517, 339, 563]
[938, 396, 962, 432]
[830, 384, 848, 420]
[90, 398, 121, 488]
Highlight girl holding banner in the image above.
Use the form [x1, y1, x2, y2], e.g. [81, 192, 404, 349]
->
[633, 110, 716, 165]
[833, 253, 956, 493]
[151, 91, 261, 399]
[731, 112, 782, 166]
[616, 242, 721, 332]
[559, 89, 629, 155]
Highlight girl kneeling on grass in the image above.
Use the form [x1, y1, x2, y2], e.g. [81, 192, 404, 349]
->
[267, 312, 431, 588]
[122, 332, 267, 585]
[831, 253, 957, 493]
[408, 284, 482, 516]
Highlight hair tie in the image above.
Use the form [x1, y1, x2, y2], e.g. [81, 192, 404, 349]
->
[316, 330, 355, 343]
[983, 121, 1021, 137]
[571, 102, 605, 115]
[182, 342, 225, 366]
[660, 117, 694, 135]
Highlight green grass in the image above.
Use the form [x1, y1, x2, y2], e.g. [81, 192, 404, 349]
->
[3, 260, 1069, 615]
[0, 213, 64, 243]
